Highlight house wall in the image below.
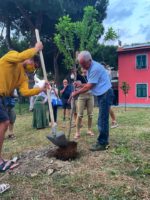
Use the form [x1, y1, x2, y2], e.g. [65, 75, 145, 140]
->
[118, 50, 150, 105]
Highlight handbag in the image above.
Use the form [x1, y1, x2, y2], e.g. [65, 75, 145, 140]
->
[52, 98, 63, 106]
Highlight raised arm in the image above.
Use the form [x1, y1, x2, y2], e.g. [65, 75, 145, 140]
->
[3, 42, 43, 63]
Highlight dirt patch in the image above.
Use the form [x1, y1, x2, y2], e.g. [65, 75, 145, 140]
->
[9, 147, 75, 177]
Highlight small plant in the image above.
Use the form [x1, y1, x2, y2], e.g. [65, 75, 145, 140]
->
[120, 81, 130, 111]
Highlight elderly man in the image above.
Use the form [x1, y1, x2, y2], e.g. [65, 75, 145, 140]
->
[0, 41, 47, 171]
[72, 51, 113, 151]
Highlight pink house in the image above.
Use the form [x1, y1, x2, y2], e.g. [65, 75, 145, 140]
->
[118, 44, 150, 107]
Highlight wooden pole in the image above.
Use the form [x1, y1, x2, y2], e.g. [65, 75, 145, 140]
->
[35, 29, 55, 125]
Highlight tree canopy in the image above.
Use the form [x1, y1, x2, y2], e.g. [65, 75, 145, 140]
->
[0, 0, 106, 47]
[0, 0, 119, 82]
[54, 5, 118, 70]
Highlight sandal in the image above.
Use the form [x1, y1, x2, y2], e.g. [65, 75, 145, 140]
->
[0, 183, 10, 194]
[87, 131, 94, 136]
[0, 160, 14, 173]
[0, 161, 6, 172]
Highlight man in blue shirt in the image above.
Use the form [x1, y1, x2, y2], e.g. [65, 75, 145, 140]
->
[72, 51, 114, 151]
[60, 79, 72, 121]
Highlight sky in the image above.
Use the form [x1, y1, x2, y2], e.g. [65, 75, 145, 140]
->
[103, 0, 150, 45]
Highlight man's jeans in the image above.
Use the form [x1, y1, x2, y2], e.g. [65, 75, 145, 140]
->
[97, 88, 114, 145]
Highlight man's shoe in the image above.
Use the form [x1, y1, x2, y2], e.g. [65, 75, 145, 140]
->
[90, 143, 109, 151]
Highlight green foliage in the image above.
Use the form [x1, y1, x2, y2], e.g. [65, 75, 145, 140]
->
[104, 27, 118, 41]
[94, 45, 118, 69]
[0, 0, 99, 73]
[54, 5, 108, 69]
[54, 6, 105, 68]
[0, 0, 117, 80]
[0, 39, 8, 57]
[0, 37, 29, 57]
[76, 6, 104, 54]
[95, 0, 109, 22]
[0, 0, 20, 21]
[120, 82, 130, 95]
[120, 82, 130, 111]
[54, 5, 118, 69]
[54, 15, 76, 68]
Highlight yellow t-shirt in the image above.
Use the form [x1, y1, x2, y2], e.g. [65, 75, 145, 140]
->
[0, 48, 41, 96]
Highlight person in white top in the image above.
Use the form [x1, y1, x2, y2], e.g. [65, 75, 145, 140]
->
[29, 74, 46, 111]
[49, 81, 59, 125]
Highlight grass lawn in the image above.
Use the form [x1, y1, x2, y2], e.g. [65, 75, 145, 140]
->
[0, 105, 150, 200]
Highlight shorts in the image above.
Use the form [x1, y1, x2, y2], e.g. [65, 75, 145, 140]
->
[0, 98, 9, 122]
[62, 99, 71, 109]
[7, 107, 16, 124]
[77, 93, 94, 117]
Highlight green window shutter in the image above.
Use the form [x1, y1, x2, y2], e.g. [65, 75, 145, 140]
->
[136, 84, 147, 97]
[142, 84, 147, 97]
[137, 85, 142, 97]
[141, 55, 146, 68]
[136, 56, 141, 68]
[136, 55, 147, 69]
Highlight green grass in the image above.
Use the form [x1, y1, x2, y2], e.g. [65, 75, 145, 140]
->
[0, 106, 150, 200]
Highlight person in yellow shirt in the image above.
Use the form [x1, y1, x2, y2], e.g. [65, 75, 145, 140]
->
[0, 41, 48, 172]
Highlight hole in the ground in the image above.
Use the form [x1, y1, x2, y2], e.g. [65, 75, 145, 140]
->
[47, 141, 78, 161]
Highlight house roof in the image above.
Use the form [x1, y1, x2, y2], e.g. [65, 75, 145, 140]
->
[117, 43, 150, 53]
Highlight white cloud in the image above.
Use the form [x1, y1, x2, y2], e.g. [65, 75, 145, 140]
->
[103, 0, 150, 45]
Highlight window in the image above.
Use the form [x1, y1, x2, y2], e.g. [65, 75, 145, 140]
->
[136, 54, 147, 69]
[136, 84, 147, 97]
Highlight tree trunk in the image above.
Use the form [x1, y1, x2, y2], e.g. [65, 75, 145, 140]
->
[125, 94, 126, 111]
[34, 11, 43, 44]
[14, 1, 35, 30]
[5, 18, 12, 50]
[0, 23, 5, 38]
[14, 0, 35, 44]
[35, 11, 43, 31]
[53, 51, 59, 85]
